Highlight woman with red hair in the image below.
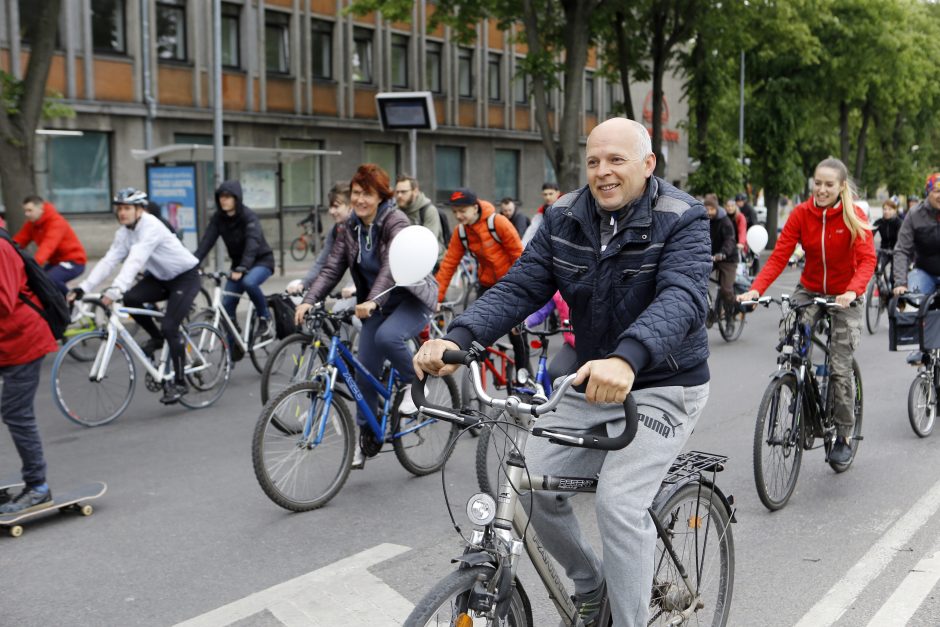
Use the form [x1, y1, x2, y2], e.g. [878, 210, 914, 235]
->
[294, 164, 438, 468]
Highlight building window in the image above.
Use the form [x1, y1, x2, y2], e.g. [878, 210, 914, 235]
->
[352, 27, 374, 84]
[488, 53, 502, 102]
[156, 0, 186, 62]
[18, 1, 62, 47]
[221, 2, 240, 68]
[544, 155, 557, 186]
[426, 41, 442, 93]
[311, 19, 333, 80]
[435, 146, 464, 204]
[46, 132, 111, 214]
[513, 68, 528, 104]
[391, 34, 409, 89]
[458, 48, 474, 98]
[364, 142, 398, 181]
[91, 0, 125, 54]
[281, 139, 324, 207]
[174, 133, 227, 184]
[494, 149, 519, 201]
[265, 10, 291, 74]
[585, 72, 595, 113]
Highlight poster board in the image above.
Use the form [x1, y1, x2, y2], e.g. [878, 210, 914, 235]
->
[146, 164, 199, 250]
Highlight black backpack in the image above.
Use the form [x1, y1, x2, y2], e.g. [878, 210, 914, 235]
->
[420, 204, 452, 247]
[266, 293, 298, 339]
[0, 228, 70, 339]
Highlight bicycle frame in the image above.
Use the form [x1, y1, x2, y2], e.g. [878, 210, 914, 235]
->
[205, 278, 275, 353]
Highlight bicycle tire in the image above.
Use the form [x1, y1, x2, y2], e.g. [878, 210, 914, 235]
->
[828, 359, 863, 473]
[404, 565, 532, 627]
[178, 322, 231, 409]
[52, 330, 135, 427]
[864, 277, 881, 334]
[252, 382, 355, 511]
[393, 375, 461, 476]
[475, 392, 534, 497]
[63, 298, 110, 362]
[289, 237, 308, 261]
[248, 311, 277, 374]
[260, 332, 329, 405]
[649, 483, 734, 627]
[908, 374, 936, 438]
[752, 373, 803, 511]
[717, 298, 745, 342]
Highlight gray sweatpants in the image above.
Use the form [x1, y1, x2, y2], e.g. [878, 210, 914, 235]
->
[525, 383, 709, 627]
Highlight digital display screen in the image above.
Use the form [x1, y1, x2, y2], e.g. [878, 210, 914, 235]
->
[376, 92, 437, 131]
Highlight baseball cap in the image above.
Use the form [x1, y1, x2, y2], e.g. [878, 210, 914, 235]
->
[449, 188, 478, 207]
[734, 193, 747, 202]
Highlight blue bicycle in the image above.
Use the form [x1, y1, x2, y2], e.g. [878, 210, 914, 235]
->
[251, 304, 460, 511]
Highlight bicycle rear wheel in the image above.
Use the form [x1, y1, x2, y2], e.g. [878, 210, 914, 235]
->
[716, 298, 744, 342]
[753, 373, 803, 511]
[649, 483, 734, 627]
[52, 331, 135, 427]
[260, 332, 328, 405]
[179, 322, 231, 409]
[252, 382, 355, 511]
[290, 237, 308, 261]
[864, 277, 882, 334]
[404, 565, 532, 627]
[908, 373, 936, 438]
[475, 392, 533, 497]
[828, 359, 864, 473]
[393, 375, 460, 476]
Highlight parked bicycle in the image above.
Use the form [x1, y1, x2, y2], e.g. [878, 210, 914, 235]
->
[289, 212, 322, 261]
[748, 295, 864, 511]
[194, 271, 278, 373]
[51, 300, 231, 427]
[405, 345, 736, 627]
[251, 303, 460, 511]
[864, 249, 894, 334]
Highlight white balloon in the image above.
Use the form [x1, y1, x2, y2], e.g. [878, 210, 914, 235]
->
[389, 225, 438, 285]
[746, 225, 769, 254]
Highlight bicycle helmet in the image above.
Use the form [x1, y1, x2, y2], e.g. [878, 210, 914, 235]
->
[112, 187, 149, 207]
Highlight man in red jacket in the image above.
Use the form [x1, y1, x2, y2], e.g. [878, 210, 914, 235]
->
[0, 230, 60, 514]
[14, 195, 87, 295]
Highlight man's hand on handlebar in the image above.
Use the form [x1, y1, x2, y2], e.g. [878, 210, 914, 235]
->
[294, 302, 314, 325]
[573, 357, 635, 404]
[894, 285, 909, 296]
[738, 289, 760, 303]
[413, 338, 461, 380]
[834, 291, 856, 308]
[67, 287, 84, 305]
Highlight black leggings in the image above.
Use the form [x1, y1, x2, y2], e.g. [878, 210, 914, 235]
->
[477, 284, 531, 374]
[123, 267, 201, 383]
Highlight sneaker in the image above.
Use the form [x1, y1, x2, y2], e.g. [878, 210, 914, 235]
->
[256, 317, 274, 340]
[0, 487, 14, 506]
[829, 436, 852, 465]
[0, 485, 53, 515]
[160, 381, 189, 405]
[351, 446, 366, 470]
[398, 384, 418, 415]
[572, 582, 605, 627]
[907, 350, 925, 366]
[141, 338, 163, 360]
[230, 341, 245, 363]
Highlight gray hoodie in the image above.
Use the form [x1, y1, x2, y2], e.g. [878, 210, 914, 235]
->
[398, 190, 445, 262]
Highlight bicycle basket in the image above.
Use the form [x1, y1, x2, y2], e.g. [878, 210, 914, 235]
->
[267, 294, 298, 339]
[889, 293, 940, 351]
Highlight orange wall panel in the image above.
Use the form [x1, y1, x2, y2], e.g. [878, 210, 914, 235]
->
[267, 77, 295, 112]
[488, 22, 503, 50]
[266, 0, 292, 8]
[312, 83, 338, 116]
[158, 65, 194, 106]
[0, 50, 9, 73]
[426, 4, 445, 38]
[45, 54, 67, 94]
[515, 26, 528, 54]
[353, 11, 376, 25]
[312, 0, 335, 16]
[488, 104, 505, 129]
[354, 88, 378, 118]
[222, 72, 246, 111]
[434, 99, 446, 125]
[587, 47, 597, 68]
[584, 114, 598, 135]
[459, 101, 476, 127]
[94, 59, 134, 102]
[514, 108, 529, 131]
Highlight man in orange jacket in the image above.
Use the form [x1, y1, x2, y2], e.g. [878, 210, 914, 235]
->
[435, 187, 529, 371]
[14, 195, 87, 295]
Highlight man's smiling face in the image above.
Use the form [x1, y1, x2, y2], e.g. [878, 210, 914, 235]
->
[586, 118, 656, 212]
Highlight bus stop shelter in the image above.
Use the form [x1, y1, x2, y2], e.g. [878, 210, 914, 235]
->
[131, 144, 342, 275]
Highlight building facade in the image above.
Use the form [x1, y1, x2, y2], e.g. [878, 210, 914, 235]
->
[1, 0, 689, 254]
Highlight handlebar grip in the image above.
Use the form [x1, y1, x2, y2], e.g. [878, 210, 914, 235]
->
[410, 376, 480, 428]
[441, 349, 470, 366]
[532, 395, 638, 451]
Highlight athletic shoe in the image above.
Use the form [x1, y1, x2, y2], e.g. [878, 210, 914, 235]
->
[572, 582, 605, 627]
[160, 381, 189, 405]
[0, 485, 53, 515]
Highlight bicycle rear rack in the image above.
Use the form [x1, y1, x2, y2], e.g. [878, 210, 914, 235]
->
[662, 451, 728, 484]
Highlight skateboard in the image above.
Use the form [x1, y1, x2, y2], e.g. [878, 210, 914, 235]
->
[0, 482, 107, 538]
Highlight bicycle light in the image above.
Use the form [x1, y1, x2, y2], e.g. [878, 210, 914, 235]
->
[466, 492, 497, 526]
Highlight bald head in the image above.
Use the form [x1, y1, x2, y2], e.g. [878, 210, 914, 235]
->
[586, 117, 656, 211]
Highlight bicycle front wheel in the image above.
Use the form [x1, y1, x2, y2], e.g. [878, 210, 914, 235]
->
[179, 322, 231, 409]
[63, 298, 110, 361]
[864, 277, 882, 334]
[260, 333, 328, 405]
[393, 375, 460, 476]
[649, 483, 734, 627]
[716, 298, 745, 342]
[52, 331, 135, 427]
[753, 373, 803, 511]
[908, 374, 936, 438]
[290, 237, 308, 261]
[405, 565, 532, 627]
[252, 382, 355, 511]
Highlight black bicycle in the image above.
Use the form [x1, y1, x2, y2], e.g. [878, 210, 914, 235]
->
[892, 292, 940, 438]
[748, 295, 864, 511]
[707, 272, 747, 342]
[864, 249, 894, 334]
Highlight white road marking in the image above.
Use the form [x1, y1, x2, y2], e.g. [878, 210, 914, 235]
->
[174, 543, 412, 627]
[794, 477, 940, 627]
[865, 546, 940, 627]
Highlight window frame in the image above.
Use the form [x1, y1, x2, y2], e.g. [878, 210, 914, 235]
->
[280, 138, 325, 208]
[493, 149, 519, 202]
[425, 40, 443, 94]
[513, 66, 529, 105]
[45, 131, 114, 215]
[156, 0, 187, 63]
[310, 19, 334, 81]
[352, 27, 375, 85]
[264, 9, 292, 76]
[221, 2, 241, 69]
[487, 52, 502, 103]
[457, 47, 474, 99]
[390, 33, 409, 89]
[91, 0, 127, 55]
[434, 145, 466, 204]
[585, 71, 596, 113]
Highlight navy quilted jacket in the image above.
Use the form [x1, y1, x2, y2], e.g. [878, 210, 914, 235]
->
[445, 177, 711, 389]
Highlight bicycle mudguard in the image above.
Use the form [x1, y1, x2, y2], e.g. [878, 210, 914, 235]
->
[653, 476, 737, 524]
[452, 550, 497, 568]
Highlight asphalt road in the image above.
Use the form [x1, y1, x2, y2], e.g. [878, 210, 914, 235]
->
[3, 265, 940, 626]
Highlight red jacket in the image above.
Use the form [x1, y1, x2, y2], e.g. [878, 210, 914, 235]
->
[751, 198, 876, 297]
[0, 238, 59, 366]
[13, 202, 87, 266]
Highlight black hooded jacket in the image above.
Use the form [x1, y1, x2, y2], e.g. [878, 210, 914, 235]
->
[195, 180, 275, 272]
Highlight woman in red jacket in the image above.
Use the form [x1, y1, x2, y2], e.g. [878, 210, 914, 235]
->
[739, 157, 876, 464]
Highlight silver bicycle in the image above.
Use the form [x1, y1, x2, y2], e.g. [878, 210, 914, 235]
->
[51, 300, 231, 427]
[407, 344, 736, 626]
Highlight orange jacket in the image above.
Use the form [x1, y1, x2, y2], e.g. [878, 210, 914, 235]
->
[13, 202, 87, 266]
[436, 200, 523, 302]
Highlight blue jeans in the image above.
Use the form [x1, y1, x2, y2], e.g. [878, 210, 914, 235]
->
[45, 262, 85, 295]
[222, 266, 273, 323]
[1, 357, 47, 487]
[906, 268, 940, 296]
[355, 295, 430, 427]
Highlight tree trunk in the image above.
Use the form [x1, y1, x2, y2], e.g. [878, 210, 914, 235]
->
[650, 6, 667, 177]
[839, 100, 850, 164]
[765, 190, 780, 248]
[556, 0, 593, 192]
[690, 36, 708, 159]
[854, 95, 873, 183]
[613, 11, 636, 120]
[520, 0, 560, 185]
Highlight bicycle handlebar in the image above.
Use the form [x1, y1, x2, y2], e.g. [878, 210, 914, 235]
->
[411, 345, 638, 451]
